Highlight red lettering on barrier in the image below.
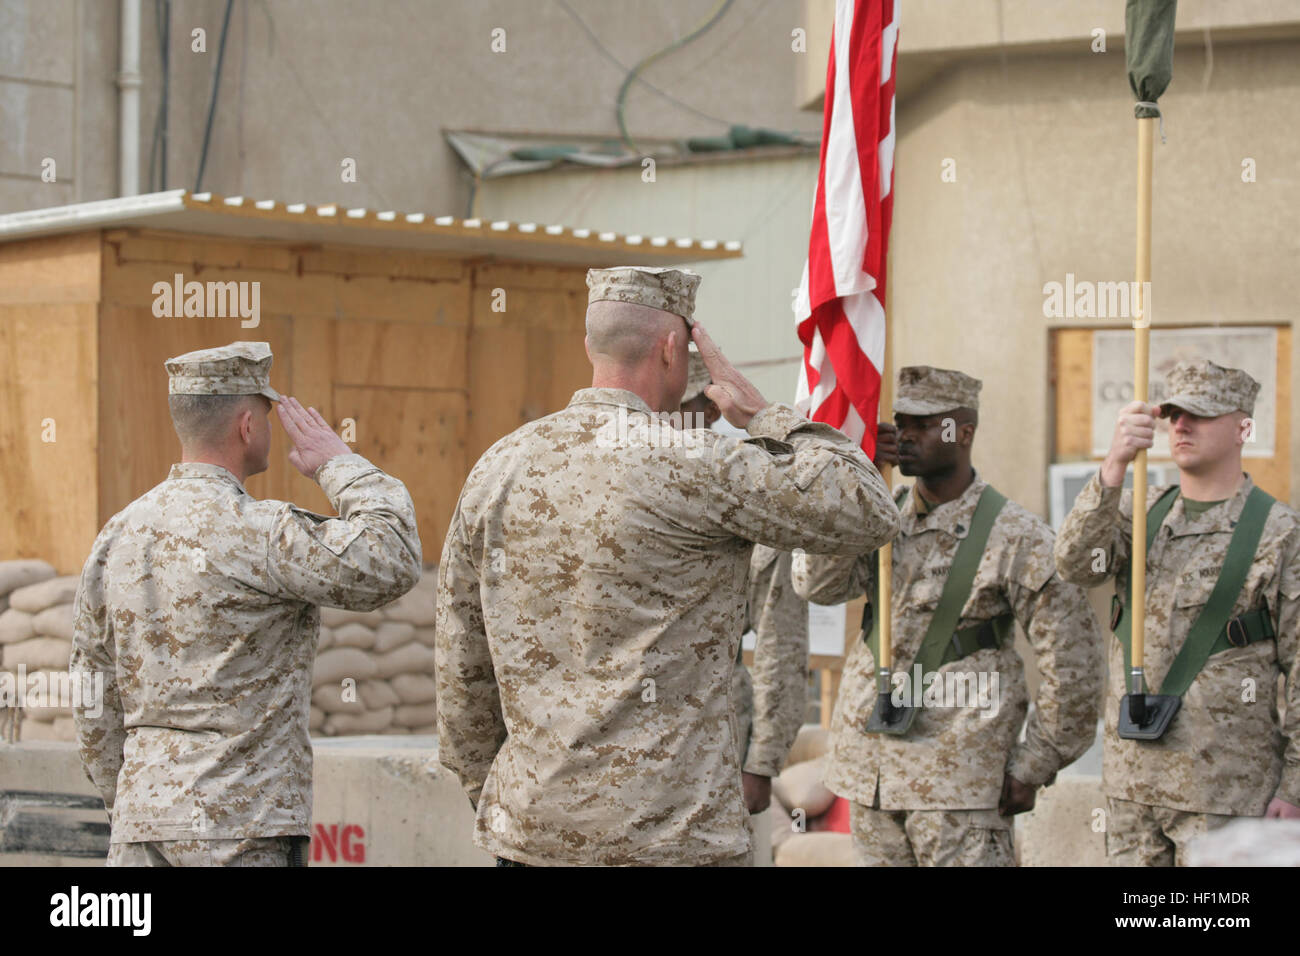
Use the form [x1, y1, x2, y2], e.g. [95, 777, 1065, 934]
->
[310, 822, 366, 864]
[341, 824, 366, 864]
[312, 823, 338, 863]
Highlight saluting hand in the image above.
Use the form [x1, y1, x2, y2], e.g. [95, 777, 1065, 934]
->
[1265, 796, 1300, 819]
[1100, 400, 1159, 487]
[691, 322, 769, 429]
[277, 396, 351, 479]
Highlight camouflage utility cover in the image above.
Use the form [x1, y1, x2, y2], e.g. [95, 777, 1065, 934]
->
[1158, 359, 1260, 418]
[585, 266, 701, 325]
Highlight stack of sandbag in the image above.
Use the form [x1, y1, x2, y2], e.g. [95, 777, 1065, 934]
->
[310, 568, 439, 736]
[0, 560, 77, 742]
[770, 724, 855, 866]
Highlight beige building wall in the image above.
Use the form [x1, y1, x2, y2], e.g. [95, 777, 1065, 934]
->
[2, 0, 820, 217]
[889, 39, 1300, 515]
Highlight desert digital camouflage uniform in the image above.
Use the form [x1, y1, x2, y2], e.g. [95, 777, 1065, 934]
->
[1054, 360, 1300, 866]
[732, 545, 809, 779]
[436, 267, 899, 867]
[794, 366, 1104, 866]
[680, 356, 810, 775]
[71, 342, 422, 865]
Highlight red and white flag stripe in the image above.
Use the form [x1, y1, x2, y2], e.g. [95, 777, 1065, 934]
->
[793, 0, 898, 459]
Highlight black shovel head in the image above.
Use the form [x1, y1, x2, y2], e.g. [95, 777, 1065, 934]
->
[866, 694, 917, 736]
[1117, 693, 1181, 740]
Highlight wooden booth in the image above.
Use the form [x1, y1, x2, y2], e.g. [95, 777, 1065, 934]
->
[0, 190, 740, 573]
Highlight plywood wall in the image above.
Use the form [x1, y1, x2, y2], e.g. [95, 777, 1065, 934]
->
[1051, 326, 1291, 501]
[0, 233, 101, 573]
[87, 228, 593, 567]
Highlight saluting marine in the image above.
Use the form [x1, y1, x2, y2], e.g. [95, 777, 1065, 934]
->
[435, 267, 899, 866]
[71, 342, 422, 867]
[1055, 359, 1300, 865]
[795, 366, 1103, 866]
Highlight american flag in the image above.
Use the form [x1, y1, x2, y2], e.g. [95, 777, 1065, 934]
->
[793, 0, 898, 459]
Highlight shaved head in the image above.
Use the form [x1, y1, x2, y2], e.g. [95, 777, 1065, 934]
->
[168, 393, 267, 447]
[584, 299, 691, 412]
[585, 300, 683, 365]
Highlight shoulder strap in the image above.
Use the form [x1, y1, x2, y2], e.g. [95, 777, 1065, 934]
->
[1157, 487, 1275, 696]
[909, 486, 1007, 678]
[1112, 484, 1181, 671]
[1145, 485, 1181, 551]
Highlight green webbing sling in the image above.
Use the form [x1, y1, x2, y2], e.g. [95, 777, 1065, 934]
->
[1113, 485, 1276, 696]
[866, 485, 1009, 676]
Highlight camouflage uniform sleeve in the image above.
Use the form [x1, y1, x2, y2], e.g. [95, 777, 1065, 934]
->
[1005, 523, 1105, 786]
[708, 403, 900, 556]
[743, 548, 809, 777]
[791, 550, 875, 606]
[1053, 470, 1133, 587]
[69, 538, 126, 815]
[1275, 532, 1300, 807]
[264, 453, 423, 610]
[434, 498, 505, 808]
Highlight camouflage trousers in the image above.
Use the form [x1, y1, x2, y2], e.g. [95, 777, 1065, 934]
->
[107, 836, 310, 867]
[849, 801, 1015, 866]
[495, 849, 753, 867]
[1105, 798, 1233, 867]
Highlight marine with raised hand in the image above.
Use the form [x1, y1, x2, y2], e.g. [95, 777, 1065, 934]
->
[436, 267, 898, 866]
[71, 341, 422, 867]
[1054, 359, 1300, 865]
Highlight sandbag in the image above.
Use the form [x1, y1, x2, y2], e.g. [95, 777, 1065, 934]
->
[406, 722, 438, 736]
[359, 679, 400, 710]
[0, 560, 56, 598]
[393, 701, 438, 728]
[319, 606, 380, 629]
[309, 706, 326, 731]
[0, 609, 35, 645]
[312, 647, 377, 687]
[4, 636, 72, 671]
[413, 626, 437, 648]
[19, 719, 66, 742]
[9, 575, 78, 614]
[374, 642, 435, 680]
[391, 673, 437, 705]
[22, 702, 72, 722]
[373, 621, 415, 654]
[312, 682, 366, 715]
[381, 589, 435, 627]
[774, 831, 855, 867]
[332, 622, 377, 650]
[33, 604, 75, 642]
[772, 756, 835, 818]
[784, 724, 831, 769]
[325, 706, 393, 735]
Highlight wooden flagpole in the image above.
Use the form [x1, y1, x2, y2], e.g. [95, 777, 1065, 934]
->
[1130, 115, 1155, 696]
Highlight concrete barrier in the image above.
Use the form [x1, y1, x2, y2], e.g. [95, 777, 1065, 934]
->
[0, 737, 490, 866]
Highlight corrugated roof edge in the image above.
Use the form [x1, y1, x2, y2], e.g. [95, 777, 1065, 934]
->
[0, 190, 743, 266]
